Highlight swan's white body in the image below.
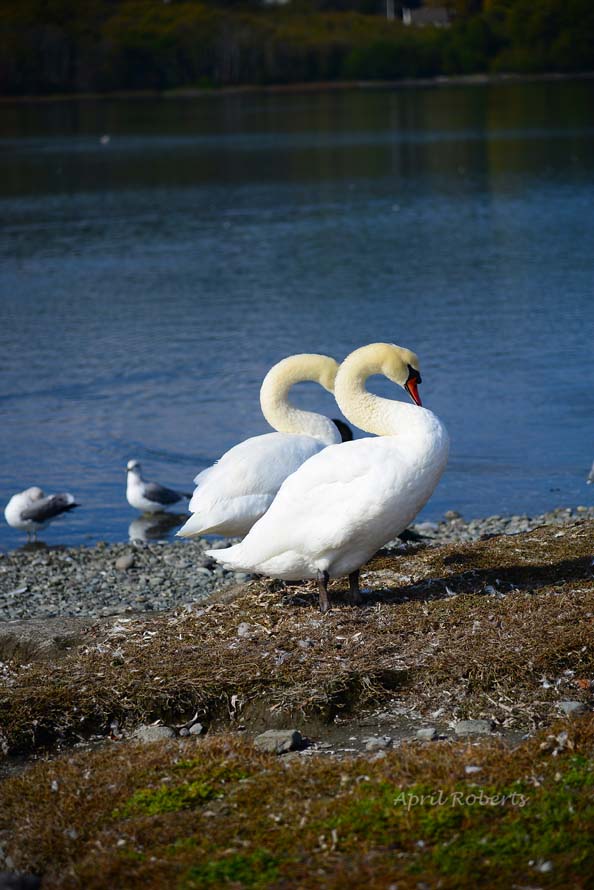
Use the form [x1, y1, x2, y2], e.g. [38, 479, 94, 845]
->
[178, 354, 343, 539]
[206, 343, 449, 581]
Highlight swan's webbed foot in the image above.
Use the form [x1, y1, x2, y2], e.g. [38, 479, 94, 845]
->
[347, 569, 363, 606]
[317, 570, 330, 613]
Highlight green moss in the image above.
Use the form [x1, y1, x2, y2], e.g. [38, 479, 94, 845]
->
[117, 763, 250, 817]
[319, 760, 594, 882]
[181, 849, 281, 889]
[117, 848, 147, 864]
[118, 780, 220, 817]
[424, 759, 594, 879]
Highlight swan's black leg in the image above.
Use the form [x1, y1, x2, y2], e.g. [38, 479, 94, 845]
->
[317, 570, 330, 613]
[347, 569, 363, 605]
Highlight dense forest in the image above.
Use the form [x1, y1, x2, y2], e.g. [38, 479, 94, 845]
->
[1, 0, 593, 96]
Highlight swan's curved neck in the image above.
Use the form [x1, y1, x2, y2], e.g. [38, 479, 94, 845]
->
[260, 354, 341, 445]
[334, 343, 425, 437]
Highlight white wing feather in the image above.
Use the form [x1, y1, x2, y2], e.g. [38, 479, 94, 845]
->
[180, 432, 327, 537]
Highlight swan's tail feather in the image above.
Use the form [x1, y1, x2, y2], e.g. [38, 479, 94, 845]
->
[205, 544, 247, 571]
[177, 513, 210, 537]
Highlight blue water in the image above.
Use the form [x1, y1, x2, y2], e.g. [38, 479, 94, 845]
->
[1, 82, 593, 550]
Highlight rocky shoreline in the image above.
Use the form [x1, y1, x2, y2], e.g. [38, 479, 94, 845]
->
[0, 505, 592, 621]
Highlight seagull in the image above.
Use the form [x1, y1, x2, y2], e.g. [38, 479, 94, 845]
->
[126, 460, 192, 514]
[588, 460, 594, 484]
[4, 487, 79, 541]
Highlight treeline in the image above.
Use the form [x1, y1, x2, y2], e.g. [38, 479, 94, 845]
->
[1, 0, 593, 95]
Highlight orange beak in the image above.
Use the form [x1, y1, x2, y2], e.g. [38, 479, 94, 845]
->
[405, 378, 422, 406]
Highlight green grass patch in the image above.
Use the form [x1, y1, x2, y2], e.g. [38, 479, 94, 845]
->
[182, 849, 281, 889]
[116, 762, 250, 817]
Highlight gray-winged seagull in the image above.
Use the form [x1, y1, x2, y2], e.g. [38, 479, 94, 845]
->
[126, 459, 192, 513]
[4, 487, 79, 541]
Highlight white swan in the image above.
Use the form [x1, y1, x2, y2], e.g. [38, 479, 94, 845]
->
[177, 353, 351, 539]
[206, 343, 449, 611]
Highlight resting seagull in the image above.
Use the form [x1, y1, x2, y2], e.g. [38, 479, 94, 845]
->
[126, 460, 192, 514]
[4, 487, 79, 541]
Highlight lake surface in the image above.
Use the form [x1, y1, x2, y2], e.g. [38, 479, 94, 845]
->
[1, 81, 593, 550]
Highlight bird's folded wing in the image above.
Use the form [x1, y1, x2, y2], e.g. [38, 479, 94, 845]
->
[190, 432, 324, 510]
[143, 482, 182, 505]
[20, 494, 77, 522]
[238, 438, 402, 556]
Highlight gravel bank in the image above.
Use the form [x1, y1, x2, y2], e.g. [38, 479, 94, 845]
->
[0, 505, 592, 621]
[403, 503, 594, 546]
[0, 539, 245, 621]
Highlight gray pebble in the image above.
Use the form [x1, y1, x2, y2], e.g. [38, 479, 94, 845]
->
[133, 724, 175, 743]
[416, 727, 438, 740]
[115, 554, 135, 572]
[253, 729, 304, 754]
[365, 735, 393, 751]
[559, 701, 587, 716]
[454, 719, 494, 736]
[415, 522, 438, 534]
[189, 722, 204, 736]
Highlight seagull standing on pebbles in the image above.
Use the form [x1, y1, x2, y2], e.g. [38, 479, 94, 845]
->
[126, 460, 192, 514]
[4, 487, 79, 541]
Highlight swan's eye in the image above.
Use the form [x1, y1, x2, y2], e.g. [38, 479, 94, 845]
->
[406, 365, 422, 385]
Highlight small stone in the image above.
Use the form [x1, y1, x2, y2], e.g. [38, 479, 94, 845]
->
[115, 554, 135, 572]
[559, 701, 587, 717]
[414, 521, 438, 534]
[416, 727, 437, 740]
[454, 719, 494, 736]
[365, 735, 393, 751]
[189, 722, 204, 736]
[444, 510, 462, 520]
[179, 727, 189, 736]
[576, 505, 588, 513]
[133, 724, 175, 743]
[253, 729, 304, 754]
[465, 765, 482, 774]
[237, 622, 253, 638]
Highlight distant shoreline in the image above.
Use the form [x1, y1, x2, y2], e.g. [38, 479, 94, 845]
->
[2, 70, 594, 105]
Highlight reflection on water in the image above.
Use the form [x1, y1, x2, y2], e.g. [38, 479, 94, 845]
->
[1, 81, 593, 550]
[128, 513, 187, 544]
